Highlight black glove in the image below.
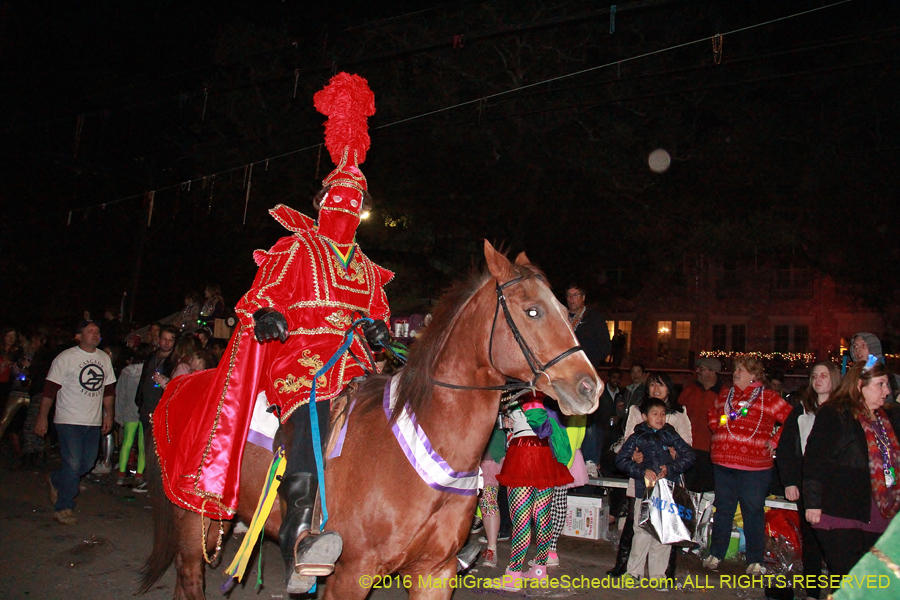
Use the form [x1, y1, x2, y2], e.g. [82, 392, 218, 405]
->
[253, 308, 289, 343]
[362, 319, 391, 347]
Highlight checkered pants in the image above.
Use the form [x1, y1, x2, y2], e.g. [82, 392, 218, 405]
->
[549, 486, 568, 552]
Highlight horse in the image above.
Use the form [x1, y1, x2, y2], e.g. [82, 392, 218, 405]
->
[140, 240, 602, 600]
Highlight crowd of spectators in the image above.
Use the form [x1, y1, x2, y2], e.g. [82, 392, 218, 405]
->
[2, 284, 899, 596]
[0, 288, 230, 497]
[467, 324, 900, 595]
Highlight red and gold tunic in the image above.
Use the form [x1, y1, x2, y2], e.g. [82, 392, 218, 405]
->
[153, 204, 392, 519]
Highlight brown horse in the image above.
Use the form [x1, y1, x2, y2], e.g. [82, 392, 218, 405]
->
[140, 240, 601, 599]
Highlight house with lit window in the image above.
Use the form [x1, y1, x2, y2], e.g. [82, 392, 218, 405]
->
[599, 260, 884, 370]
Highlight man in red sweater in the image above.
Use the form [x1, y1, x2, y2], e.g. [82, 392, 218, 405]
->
[679, 357, 722, 493]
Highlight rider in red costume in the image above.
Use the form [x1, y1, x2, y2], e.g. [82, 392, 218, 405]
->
[153, 73, 393, 594]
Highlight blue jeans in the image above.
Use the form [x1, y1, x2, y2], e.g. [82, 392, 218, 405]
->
[51, 424, 101, 511]
[710, 465, 772, 564]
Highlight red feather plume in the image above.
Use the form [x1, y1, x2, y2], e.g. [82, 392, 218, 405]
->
[313, 73, 375, 165]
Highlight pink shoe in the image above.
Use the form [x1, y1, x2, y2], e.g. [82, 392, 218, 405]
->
[501, 568, 523, 591]
[522, 564, 548, 582]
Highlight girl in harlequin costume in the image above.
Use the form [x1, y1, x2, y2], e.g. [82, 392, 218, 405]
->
[496, 391, 573, 590]
[153, 73, 393, 596]
[546, 410, 591, 567]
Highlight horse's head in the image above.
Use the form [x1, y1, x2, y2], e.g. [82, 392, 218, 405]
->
[483, 241, 602, 415]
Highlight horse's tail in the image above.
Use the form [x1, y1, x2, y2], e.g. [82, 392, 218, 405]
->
[137, 455, 177, 593]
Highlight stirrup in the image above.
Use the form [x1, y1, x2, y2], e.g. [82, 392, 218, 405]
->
[295, 530, 343, 576]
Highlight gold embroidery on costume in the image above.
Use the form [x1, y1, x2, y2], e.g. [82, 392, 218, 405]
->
[274, 350, 327, 395]
[325, 309, 352, 329]
[331, 254, 365, 284]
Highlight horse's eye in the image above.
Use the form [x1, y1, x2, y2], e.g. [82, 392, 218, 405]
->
[525, 307, 541, 319]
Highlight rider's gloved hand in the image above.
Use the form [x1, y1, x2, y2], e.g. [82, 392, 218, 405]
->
[362, 319, 391, 347]
[253, 308, 289, 343]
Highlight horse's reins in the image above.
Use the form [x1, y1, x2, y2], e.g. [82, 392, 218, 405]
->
[431, 275, 583, 395]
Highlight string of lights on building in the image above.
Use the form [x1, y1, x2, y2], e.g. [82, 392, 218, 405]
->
[699, 350, 900, 370]
[699, 350, 817, 368]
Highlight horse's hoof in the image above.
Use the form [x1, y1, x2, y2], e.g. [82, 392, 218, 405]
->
[295, 531, 342, 576]
[286, 572, 317, 595]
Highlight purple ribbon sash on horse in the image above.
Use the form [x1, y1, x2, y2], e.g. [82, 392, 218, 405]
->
[248, 391, 279, 451]
[328, 398, 356, 460]
[247, 378, 481, 495]
[382, 376, 481, 496]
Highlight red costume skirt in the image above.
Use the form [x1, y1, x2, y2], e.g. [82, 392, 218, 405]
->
[496, 436, 573, 490]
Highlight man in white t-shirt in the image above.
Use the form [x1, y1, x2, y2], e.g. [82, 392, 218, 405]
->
[35, 320, 116, 525]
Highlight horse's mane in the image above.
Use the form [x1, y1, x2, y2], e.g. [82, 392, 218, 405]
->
[355, 259, 543, 423]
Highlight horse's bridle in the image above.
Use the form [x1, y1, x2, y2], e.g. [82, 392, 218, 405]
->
[432, 275, 583, 394]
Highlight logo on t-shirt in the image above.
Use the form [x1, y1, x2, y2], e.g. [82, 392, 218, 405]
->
[79, 363, 106, 392]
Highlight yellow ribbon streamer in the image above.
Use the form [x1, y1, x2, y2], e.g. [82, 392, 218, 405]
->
[224, 447, 286, 582]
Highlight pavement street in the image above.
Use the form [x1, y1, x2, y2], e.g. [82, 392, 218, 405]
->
[0, 455, 801, 600]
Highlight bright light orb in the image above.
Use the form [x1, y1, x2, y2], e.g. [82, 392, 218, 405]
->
[648, 148, 671, 174]
[360, 210, 371, 220]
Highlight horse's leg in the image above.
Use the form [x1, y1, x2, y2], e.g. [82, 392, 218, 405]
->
[405, 560, 458, 600]
[321, 556, 382, 600]
[169, 508, 235, 600]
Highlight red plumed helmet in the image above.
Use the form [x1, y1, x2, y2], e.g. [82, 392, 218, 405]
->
[314, 73, 376, 165]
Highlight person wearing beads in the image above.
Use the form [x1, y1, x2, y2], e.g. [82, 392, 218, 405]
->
[703, 355, 792, 576]
[803, 357, 900, 578]
[775, 361, 841, 600]
[496, 391, 573, 591]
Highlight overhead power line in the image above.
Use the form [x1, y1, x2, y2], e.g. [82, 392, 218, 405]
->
[3, 0, 861, 227]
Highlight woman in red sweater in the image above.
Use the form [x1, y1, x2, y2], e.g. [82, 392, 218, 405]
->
[703, 355, 792, 576]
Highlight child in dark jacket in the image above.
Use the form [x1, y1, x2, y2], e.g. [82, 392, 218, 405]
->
[615, 398, 696, 586]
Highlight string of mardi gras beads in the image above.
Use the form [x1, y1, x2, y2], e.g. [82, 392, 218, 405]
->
[873, 412, 897, 487]
[569, 307, 586, 331]
[718, 386, 765, 442]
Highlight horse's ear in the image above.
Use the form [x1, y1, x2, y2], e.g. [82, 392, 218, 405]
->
[514, 251, 531, 267]
[484, 240, 514, 282]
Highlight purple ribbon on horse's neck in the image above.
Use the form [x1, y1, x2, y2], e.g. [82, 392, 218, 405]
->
[382, 376, 480, 495]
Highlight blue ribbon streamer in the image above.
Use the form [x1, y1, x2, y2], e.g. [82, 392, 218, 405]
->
[305, 317, 372, 592]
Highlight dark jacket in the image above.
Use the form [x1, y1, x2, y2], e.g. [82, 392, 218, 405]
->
[593, 385, 618, 443]
[775, 404, 804, 488]
[573, 308, 611, 369]
[775, 403, 807, 489]
[803, 404, 900, 521]
[616, 422, 696, 497]
[620, 383, 647, 420]
[136, 351, 178, 425]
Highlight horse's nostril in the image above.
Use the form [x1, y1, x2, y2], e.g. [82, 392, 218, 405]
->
[579, 377, 596, 399]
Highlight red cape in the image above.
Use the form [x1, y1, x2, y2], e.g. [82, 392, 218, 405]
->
[154, 205, 392, 519]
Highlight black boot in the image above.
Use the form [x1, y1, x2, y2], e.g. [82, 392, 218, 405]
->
[279, 473, 343, 594]
[607, 516, 634, 576]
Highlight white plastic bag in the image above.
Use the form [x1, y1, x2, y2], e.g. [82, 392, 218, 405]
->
[638, 479, 699, 546]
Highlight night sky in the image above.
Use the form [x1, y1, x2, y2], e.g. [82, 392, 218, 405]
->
[1, 0, 898, 331]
